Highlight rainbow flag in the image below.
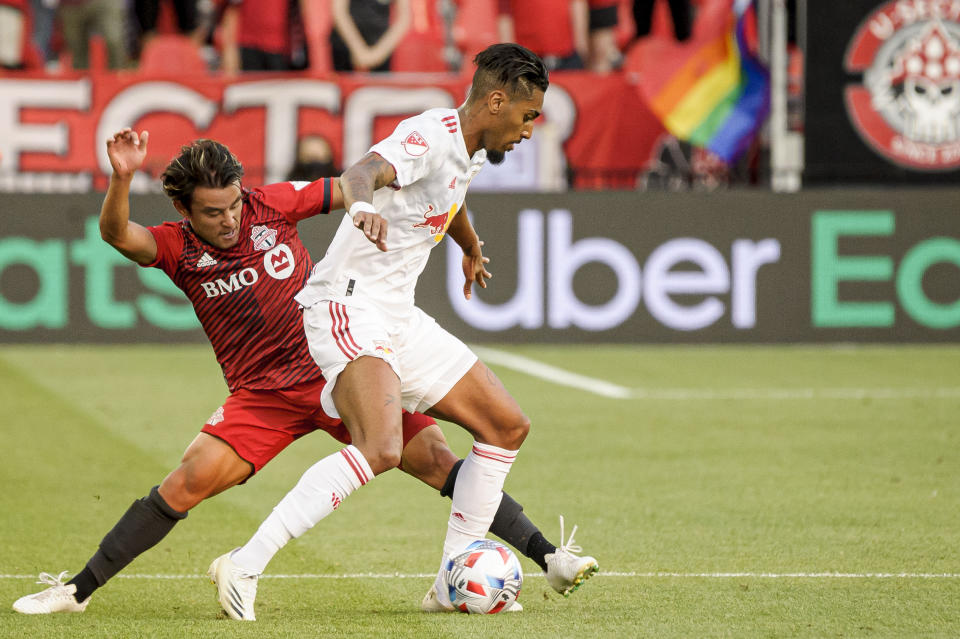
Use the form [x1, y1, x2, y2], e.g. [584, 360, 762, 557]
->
[632, 0, 770, 163]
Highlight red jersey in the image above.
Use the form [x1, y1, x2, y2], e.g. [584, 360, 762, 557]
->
[228, 0, 292, 55]
[144, 178, 334, 392]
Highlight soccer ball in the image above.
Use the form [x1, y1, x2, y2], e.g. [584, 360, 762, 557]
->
[445, 539, 523, 614]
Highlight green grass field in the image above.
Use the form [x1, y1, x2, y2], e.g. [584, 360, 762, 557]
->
[1, 344, 958, 638]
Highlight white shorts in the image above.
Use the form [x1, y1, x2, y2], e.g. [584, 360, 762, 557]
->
[302, 299, 478, 419]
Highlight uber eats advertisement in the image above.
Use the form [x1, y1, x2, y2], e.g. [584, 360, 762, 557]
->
[1, 190, 958, 343]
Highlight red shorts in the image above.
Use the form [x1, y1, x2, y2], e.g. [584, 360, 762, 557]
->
[200, 376, 436, 474]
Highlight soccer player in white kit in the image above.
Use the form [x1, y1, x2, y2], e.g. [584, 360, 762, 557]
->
[210, 43, 597, 615]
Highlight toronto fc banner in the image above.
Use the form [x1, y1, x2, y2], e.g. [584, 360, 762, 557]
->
[807, 0, 960, 183]
[0, 71, 662, 192]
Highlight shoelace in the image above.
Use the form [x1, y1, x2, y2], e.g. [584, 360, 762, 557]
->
[31, 571, 72, 601]
[36, 571, 70, 588]
[557, 515, 582, 555]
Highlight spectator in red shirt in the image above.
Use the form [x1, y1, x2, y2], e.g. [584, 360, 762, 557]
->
[220, 0, 307, 72]
[497, 0, 588, 71]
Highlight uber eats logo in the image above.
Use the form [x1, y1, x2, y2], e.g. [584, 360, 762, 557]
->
[812, 211, 960, 329]
[0, 217, 198, 331]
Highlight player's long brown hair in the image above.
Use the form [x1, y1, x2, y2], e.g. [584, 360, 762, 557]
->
[161, 139, 244, 209]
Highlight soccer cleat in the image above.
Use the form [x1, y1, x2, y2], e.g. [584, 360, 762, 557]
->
[12, 571, 90, 614]
[208, 549, 259, 621]
[544, 515, 599, 597]
[421, 582, 523, 613]
[420, 582, 455, 613]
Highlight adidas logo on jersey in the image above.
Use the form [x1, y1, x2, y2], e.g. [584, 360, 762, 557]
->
[197, 252, 218, 268]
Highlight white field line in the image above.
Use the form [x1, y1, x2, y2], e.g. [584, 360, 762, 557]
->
[3, 572, 960, 580]
[472, 347, 960, 401]
[629, 388, 960, 400]
[472, 346, 634, 399]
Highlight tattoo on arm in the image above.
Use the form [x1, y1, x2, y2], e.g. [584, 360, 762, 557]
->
[485, 366, 499, 387]
[384, 393, 397, 407]
[342, 153, 396, 205]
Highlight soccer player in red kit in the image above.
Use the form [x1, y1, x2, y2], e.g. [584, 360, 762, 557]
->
[12, 128, 596, 618]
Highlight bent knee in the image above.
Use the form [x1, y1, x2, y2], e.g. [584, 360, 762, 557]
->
[159, 468, 214, 511]
[367, 449, 400, 475]
[506, 414, 531, 448]
[363, 447, 403, 475]
[481, 413, 530, 450]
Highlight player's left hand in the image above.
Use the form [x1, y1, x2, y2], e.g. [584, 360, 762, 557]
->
[353, 211, 388, 252]
[461, 241, 491, 300]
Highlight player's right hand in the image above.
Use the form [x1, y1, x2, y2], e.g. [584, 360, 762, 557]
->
[106, 128, 149, 180]
[353, 211, 388, 252]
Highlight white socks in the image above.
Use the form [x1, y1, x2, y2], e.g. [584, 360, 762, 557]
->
[442, 441, 517, 557]
[230, 441, 517, 577]
[231, 445, 373, 574]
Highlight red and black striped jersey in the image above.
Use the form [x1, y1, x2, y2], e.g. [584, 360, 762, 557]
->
[143, 178, 333, 392]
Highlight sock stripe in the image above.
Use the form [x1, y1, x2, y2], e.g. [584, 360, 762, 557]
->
[471, 445, 516, 465]
[340, 448, 369, 485]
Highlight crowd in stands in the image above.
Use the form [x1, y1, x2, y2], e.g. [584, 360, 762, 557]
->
[0, 0, 696, 75]
[4, 0, 783, 191]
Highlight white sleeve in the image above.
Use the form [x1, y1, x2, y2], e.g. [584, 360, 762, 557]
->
[370, 115, 448, 188]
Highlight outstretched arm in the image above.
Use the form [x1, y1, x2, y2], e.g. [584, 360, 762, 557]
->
[446, 205, 490, 300]
[99, 129, 158, 265]
[339, 152, 397, 251]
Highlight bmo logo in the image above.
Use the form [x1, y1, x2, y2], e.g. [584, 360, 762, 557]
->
[264, 244, 295, 280]
[200, 268, 259, 298]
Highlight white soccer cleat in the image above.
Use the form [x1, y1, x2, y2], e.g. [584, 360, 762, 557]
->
[12, 571, 90, 614]
[208, 549, 259, 621]
[544, 516, 599, 597]
[421, 582, 523, 612]
[420, 581, 455, 613]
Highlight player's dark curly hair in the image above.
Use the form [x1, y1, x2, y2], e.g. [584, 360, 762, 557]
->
[469, 43, 549, 102]
[161, 139, 244, 208]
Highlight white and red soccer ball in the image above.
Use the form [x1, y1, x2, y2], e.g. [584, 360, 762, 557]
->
[445, 539, 523, 614]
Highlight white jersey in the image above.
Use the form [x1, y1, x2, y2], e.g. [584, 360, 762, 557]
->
[295, 108, 486, 315]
